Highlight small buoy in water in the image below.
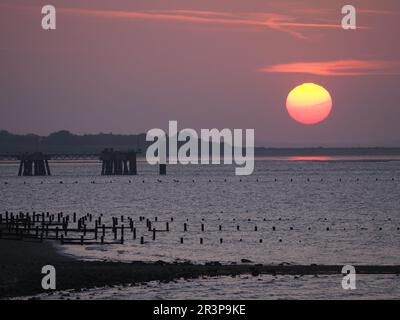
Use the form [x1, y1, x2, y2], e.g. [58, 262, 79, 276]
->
[279, 239, 282, 242]
[290, 227, 293, 230]
[259, 239, 263, 243]
[59, 181, 63, 184]
[326, 227, 330, 231]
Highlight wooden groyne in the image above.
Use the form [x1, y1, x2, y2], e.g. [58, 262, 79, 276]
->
[0, 211, 175, 246]
[1, 210, 399, 247]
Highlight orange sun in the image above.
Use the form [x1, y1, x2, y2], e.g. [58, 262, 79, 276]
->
[286, 83, 333, 125]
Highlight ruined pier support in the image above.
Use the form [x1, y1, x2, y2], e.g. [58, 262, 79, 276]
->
[100, 149, 138, 176]
[17, 153, 51, 176]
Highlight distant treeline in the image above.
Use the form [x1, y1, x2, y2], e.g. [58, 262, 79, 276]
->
[1, 130, 400, 156]
[0, 130, 147, 154]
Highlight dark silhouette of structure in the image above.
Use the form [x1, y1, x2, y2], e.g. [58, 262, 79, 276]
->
[17, 152, 51, 176]
[159, 164, 167, 175]
[1, 149, 169, 176]
[99, 149, 138, 175]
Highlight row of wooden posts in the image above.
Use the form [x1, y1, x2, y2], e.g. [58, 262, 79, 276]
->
[0, 211, 170, 245]
[0, 211, 399, 246]
[3, 177, 398, 185]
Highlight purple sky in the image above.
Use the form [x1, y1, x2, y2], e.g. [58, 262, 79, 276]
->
[1, 0, 400, 146]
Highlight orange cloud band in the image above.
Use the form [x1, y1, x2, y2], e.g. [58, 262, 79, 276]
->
[261, 60, 400, 76]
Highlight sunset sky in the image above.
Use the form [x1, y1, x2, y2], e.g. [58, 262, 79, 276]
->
[1, 0, 399, 146]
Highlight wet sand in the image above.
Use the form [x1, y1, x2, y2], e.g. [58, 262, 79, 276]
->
[1, 239, 400, 299]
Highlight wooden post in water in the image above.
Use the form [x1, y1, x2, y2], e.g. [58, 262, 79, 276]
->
[159, 164, 166, 175]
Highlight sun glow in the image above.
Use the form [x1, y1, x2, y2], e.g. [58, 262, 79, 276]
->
[286, 83, 332, 125]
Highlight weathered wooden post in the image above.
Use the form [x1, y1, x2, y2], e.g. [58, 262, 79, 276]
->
[127, 151, 137, 175]
[159, 164, 166, 175]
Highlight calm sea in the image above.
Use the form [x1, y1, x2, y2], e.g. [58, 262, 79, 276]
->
[1, 157, 400, 299]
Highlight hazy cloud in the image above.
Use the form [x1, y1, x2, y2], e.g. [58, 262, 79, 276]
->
[261, 60, 400, 76]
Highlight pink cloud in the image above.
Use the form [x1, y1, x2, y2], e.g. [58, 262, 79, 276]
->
[260, 60, 400, 76]
[0, 4, 351, 39]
